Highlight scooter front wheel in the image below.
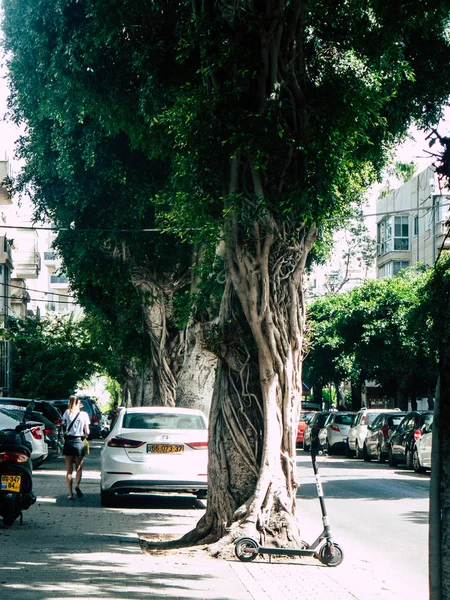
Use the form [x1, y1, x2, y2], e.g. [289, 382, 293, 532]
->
[234, 537, 259, 562]
[319, 542, 344, 567]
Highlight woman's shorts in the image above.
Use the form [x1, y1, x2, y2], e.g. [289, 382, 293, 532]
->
[63, 437, 86, 458]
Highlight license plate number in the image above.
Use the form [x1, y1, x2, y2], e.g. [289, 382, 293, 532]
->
[148, 444, 184, 454]
[1, 475, 21, 492]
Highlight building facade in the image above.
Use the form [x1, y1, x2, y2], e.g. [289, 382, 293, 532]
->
[376, 165, 450, 277]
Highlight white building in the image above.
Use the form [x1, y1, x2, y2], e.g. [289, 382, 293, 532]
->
[376, 165, 450, 276]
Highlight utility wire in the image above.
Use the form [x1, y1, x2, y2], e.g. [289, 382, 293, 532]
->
[0, 202, 448, 231]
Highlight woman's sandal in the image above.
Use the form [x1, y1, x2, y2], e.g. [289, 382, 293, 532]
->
[75, 487, 83, 498]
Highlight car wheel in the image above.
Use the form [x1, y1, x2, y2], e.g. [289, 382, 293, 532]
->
[405, 448, 414, 470]
[100, 489, 115, 507]
[388, 448, 397, 467]
[377, 445, 386, 464]
[356, 442, 363, 459]
[345, 441, 355, 458]
[362, 443, 371, 462]
[413, 448, 426, 474]
[196, 490, 207, 500]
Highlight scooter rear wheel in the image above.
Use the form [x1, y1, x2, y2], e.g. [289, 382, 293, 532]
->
[319, 542, 344, 567]
[234, 537, 259, 562]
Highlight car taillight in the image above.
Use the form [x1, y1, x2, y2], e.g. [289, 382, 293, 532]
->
[186, 442, 208, 449]
[381, 426, 389, 439]
[93, 415, 99, 424]
[44, 428, 54, 436]
[413, 429, 422, 442]
[361, 416, 366, 424]
[0, 451, 29, 464]
[55, 418, 63, 426]
[330, 425, 340, 432]
[107, 437, 145, 448]
[31, 427, 43, 440]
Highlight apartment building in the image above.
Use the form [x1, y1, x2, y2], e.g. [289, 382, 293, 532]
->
[376, 165, 450, 276]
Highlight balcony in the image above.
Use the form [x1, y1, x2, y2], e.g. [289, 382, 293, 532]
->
[0, 160, 12, 205]
[0, 236, 13, 269]
[50, 275, 69, 289]
[13, 251, 41, 279]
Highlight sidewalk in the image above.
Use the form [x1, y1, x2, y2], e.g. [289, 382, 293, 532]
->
[0, 441, 412, 600]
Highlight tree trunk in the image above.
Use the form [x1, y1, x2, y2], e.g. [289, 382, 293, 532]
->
[313, 384, 323, 407]
[177, 212, 317, 552]
[351, 380, 362, 411]
[120, 360, 153, 406]
[429, 376, 441, 600]
[131, 266, 187, 407]
[439, 285, 450, 598]
[335, 381, 345, 409]
[176, 321, 216, 415]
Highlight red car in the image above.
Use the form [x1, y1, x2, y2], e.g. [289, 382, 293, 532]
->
[296, 412, 317, 447]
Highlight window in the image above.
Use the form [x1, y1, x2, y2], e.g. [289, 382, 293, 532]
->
[393, 216, 409, 250]
[393, 261, 409, 276]
[413, 215, 419, 236]
[377, 216, 409, 254]
[378, 261, 410, 278]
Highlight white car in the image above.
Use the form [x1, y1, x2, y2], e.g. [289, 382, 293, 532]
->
[318, 412, 356, 454]
[347, 408, 401, 458]
[0, 405, 48, 467]
[413, 421, 433, 473]
[100, 406, 208, 506]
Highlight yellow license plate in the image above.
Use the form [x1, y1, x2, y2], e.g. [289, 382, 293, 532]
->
[149, 444, 184, 454]
[1, 475, 21, 492]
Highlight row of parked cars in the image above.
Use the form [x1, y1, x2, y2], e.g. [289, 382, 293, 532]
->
[297, 407, 433, 474]
[0, 396, 104, 468]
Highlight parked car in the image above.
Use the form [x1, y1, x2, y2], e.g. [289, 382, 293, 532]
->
[363, 411, 407, 463]
[347, 408, 401, 458]
[296, 411, 317, 447]
[0, 398, 64, 449]
[318, 412, 356, 454]
[50, 396, 103, 439]
[413, 420, 433, 473]
[303, 411, 331, 452]
[100, 406, 208, 506]
[388, 411, 434, 469]
[0, 405, 48, 467]
[0, 398, 63, 428]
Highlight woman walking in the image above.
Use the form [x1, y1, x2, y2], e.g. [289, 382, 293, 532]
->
[62, 395, 90, 500]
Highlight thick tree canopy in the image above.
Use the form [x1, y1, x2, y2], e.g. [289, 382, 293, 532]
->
[305, 267, 438, 407]
[4, 315, 103, 399]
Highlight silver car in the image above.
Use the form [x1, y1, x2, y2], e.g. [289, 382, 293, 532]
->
[318, 412, 356, 454]
[0, 405, 48, 467]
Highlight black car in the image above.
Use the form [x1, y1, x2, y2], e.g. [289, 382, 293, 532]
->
[388, 410, 434, 469]
[49, 396, 103, 439]
[0, 397, 64, 447]
[363, 411, 407, 463]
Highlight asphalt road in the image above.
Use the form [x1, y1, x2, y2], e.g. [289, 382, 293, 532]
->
[295, 450, 430, 599]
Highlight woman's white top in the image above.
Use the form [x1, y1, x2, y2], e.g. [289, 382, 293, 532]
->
[62, 410, 90, 437]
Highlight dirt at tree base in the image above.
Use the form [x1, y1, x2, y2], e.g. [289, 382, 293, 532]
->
[138, 533, 306, 563]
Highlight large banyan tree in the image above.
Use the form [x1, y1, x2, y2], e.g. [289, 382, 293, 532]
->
[3, 0, 450, 550]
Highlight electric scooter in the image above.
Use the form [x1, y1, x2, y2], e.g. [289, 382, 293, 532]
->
[0, 424, 37, 527]
[235, 437, 343, 567]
